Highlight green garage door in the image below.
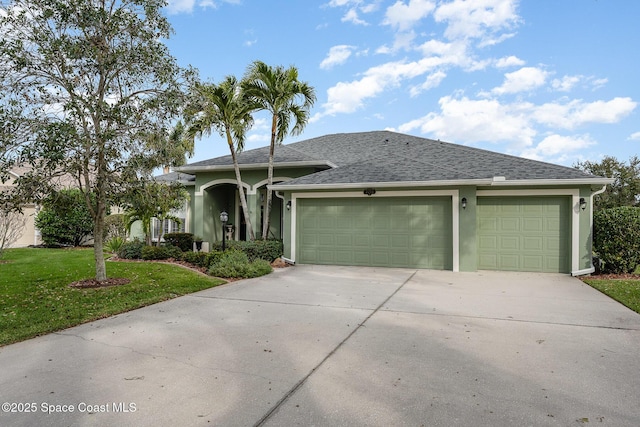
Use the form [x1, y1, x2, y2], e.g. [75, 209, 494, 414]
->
[297, 197, 452, 269]
[477, 196, 571, 273]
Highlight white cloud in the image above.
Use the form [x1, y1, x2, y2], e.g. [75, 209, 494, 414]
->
[320, 45, 355, 69]
[495, 55, 525, 68]
[382, 0, 436, 31]
[398, 96, 536, 149]
[551, 75, 582, 92]
[410, 71, 447, 96]
[492, 66, 549, 95]
[533, 97, 637, 129]
[167, 0, 196, 14]
[342, 8, 368, 25]
[520, 134, 596, 162]
[589, 77, 608, 90]
[319, 56, 461, 117]
[396, 95, 637, 154]
[629, 131, 640, 141]
[166, 0, 239, 14]
[434, 0, 520, 42]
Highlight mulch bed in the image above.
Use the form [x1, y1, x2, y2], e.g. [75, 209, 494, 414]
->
[68, 256, 292, 289]
[69, 277, 131, 289]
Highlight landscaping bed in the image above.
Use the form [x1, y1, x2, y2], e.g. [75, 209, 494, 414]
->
[0, 248, 225, 346]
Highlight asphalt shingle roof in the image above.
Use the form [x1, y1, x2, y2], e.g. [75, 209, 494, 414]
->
[179, 131, 604, 186]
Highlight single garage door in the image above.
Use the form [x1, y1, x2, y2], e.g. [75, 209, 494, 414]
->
[296, 196, 452, 269]
[477, 196, 571, 273]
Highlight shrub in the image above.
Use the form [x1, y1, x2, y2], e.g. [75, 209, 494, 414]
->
[104, 214, 127, 239]
[141, 245, 182, 260]
[117, 239, 144, 259]
[208, 249, 272, 279]
[181, 251, 208, 267]
[104, 236, 125, 253]
[35, 189, 94, 246]
[164, 232, 194, 252]
[204, 250, 224, 268]
[210, 239, 283, 262]
[594, 207, 640, 274]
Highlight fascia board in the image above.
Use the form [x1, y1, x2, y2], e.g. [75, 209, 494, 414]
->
[175, 160, 335, 173]
[270, 177, 614, 191]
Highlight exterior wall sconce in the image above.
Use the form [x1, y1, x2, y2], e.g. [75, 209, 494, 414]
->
[364, 188, 376, 196]
[579, 197, 586, 211]
[220, 211, 228, 251]
[461, 197, 467, 210]
[286, 200, 291, 210]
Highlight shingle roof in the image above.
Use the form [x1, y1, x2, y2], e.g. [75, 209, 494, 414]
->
[178, 131, 608, 187]
[154, 171, 196, 184]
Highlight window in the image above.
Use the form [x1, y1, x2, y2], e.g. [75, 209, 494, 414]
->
[151, 217, 185, 242]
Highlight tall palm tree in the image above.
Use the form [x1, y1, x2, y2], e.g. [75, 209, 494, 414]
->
[185, 76, 256, 240]
[243, 61, 316, 239]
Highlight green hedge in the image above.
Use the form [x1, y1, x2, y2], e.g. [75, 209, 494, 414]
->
[181, 250, 224, 269]
[594, 207, 640, 274]
[208, 249, 272, 279]
[210, 239, 283, 262]
[164, 232, 194, 252]
[141, 245, 182, 260]
[117, 240, 144, 259]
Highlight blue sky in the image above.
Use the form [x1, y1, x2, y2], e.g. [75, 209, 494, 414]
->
[164, 0, 640, 167]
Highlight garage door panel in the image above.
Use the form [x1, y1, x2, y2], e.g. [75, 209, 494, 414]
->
[522, 256, 544, 270]
[500, 236, 520, 250]
[477, 197, 570, 273]
[391, 235, 410, 249]
[499, 254, 520, 270]
[499, 218, 520, 232]
[523, 236, 543, 251]
[297, 197, 452, 269]
[523, 218, 543, 232]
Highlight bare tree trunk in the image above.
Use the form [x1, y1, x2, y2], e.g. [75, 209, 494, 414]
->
[262, 143, 274, 240]
[93, 213, 107, 281]
[262, 117, 277, 240]
[227, 132, 254, 240]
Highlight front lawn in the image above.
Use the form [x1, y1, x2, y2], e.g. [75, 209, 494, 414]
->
[0, 248, 225, 346]
[582, 276, 640, 314]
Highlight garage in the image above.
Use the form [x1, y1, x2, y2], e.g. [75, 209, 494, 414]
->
[477, 196, 571, 273]
[296, 196, 453, 269]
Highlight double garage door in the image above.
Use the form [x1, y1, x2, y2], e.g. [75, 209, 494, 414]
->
[477, 196, 571, 273]
[297, 197, 452, 269]
[295, 195, 571, 273]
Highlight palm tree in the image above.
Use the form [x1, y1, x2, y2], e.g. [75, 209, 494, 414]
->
[185, 76, 256, 240]
[243, 61, 316, 239]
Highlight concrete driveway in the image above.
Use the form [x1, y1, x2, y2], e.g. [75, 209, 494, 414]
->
[1, 266, 640, 426]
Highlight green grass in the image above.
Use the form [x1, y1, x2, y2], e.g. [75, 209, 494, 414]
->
[582, 277, 640, 314]
[0, 248, 225, 346]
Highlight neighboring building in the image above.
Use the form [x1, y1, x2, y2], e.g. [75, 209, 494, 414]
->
[175, 131, 612, 275]
[1, 166, 41, 248]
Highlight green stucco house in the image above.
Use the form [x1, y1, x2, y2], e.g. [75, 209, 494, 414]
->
[174, 131, 612, 275]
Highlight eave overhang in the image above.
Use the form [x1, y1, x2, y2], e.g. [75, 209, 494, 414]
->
[269, 177, 614, 192]
[175, 160, 336, 173]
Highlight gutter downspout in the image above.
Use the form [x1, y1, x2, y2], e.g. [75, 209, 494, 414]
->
[572, 185, 608, 277]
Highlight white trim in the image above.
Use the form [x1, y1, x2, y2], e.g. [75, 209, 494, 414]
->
[195, 179, 251, 196]
[572, 267, 595, 277]
[176, 160, 335, 173]
[271, 177, 613, 192]
[290, 190, 459, 272]
[477, 189, 581, 274]
[252, 177, 293, 192]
